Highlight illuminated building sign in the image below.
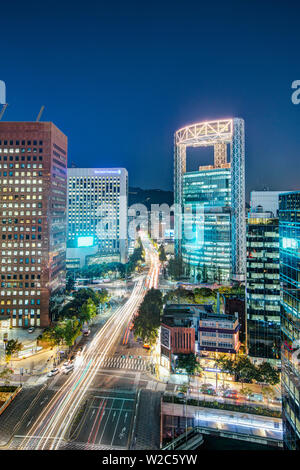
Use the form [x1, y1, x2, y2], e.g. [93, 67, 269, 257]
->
[77, 236, 94, 247]
[94, 169, 121, 175]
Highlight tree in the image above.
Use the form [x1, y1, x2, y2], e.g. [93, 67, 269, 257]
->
[167, 256, 185, 280]
[176, 353, 202, 377]
[158, 244, 167, 263]
[79, 298, 97, 323]
[256, 362, 280, 386]
[66, 275, 75, 293]
[261, 386, 276, 402]
[40, 324, 65, 346]
[133, 289, 162, 345]
[234, 356, 258, 389]
[214, 355, 236, 375]
[5, 339, 23, 361]
[63, 319, 81, 348]
[0, 366, 14, 385]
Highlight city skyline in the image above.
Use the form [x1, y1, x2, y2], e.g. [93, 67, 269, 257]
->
[1, 1, 300, 198]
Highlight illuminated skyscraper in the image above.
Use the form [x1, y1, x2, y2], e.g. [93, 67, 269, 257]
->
[0, 122, 67, 328]
[67, 168, 128, 265]
[174, 118, 245, 283]
[182, 166, 231, 282]
[279, 191, 300, 450]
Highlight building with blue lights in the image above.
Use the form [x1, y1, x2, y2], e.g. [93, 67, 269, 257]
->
[246, 192, 282, 361]
[67, 168, 128, 265]
[279, 191, 300, 450]
[181, 165, 231, 283]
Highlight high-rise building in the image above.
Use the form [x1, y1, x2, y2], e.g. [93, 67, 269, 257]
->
[279, 191, 300, 450]
[182, 166, 231, 282]
[174, 119, 245, 283]
[67, 168, 128, 265]
[0, 122, 68, 328]
[246, 191, 282, 361]
[246, 216, 280, 360]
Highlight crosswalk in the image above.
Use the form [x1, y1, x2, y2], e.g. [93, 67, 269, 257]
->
[99, 355, 149, 372]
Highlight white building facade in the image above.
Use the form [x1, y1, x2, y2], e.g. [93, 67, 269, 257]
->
[67, 168, 128, 264]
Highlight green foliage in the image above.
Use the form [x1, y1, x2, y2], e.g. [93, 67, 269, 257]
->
[133, 288, 163, 345]
[5, 339, 23, 359]
[158, 244, 167, 263]
[162, 395, 281, 418]
[40, 319, 81, 348]
[60, 288, 109, 320]
[167, 256, 185, 280]
[66, 275, 75, 293]
[256, 362, 280, 386]
[40, 324, 65, 346]
[63, 319, 82, 347]
[163, 287, 216, 309]
[176, 353, 202, 376]
[214, 354, 280, 387]
[79, 298, 97, 323]
[0, 367, 14, 384]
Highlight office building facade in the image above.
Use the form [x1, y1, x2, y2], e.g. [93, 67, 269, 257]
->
[67, 168, 128, 264]
[279, 191, 300, 450]
[246, 215, 281, 360]
[0, 122, 67, 328]
[182, 166, 231, 282]
[175, 119, 246, 283]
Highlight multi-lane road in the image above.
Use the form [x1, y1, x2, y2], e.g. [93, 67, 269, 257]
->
[13, 238, 161, 450]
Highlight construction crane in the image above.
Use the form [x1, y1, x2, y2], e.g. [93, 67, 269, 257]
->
[0, 103, 8, 121]
[36, 105, 45, 122]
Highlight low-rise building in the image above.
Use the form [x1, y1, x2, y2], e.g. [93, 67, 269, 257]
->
[160, 303, 240, 372]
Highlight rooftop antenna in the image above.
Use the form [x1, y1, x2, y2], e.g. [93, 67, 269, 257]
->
[36, 105, 45, 122]
[0, 103, 8, 121]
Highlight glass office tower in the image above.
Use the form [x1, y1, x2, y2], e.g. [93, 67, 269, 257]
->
[279, 191, 300, 450]
[182, 166, 231, 283]
[246, 216, 281, 360]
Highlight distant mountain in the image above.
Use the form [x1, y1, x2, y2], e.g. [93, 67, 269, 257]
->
[128, 187, 173, 210]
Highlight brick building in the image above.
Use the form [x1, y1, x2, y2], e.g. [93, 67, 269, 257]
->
[0, 122, 67, 328]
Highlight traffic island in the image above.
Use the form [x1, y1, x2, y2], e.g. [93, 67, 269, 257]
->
[0, 385, 22, 416]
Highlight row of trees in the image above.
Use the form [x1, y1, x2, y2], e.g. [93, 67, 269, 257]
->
[40, 288, 110, 348]
[214, 355, 280, 388]
[133, 288, 163, 345]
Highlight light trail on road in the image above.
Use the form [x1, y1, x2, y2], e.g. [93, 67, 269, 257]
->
[19, 235, 160, 450]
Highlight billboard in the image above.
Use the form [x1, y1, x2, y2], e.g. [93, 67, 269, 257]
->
[77, 236, 94, 247]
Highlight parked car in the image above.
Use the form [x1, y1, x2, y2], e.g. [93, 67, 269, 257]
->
[83, 329, 91, 337]
[223, 389, 239, 399]
[247, 393, 263, 402]
[201, 385, 216, 395]
[28, 327, 35, 333]
[177, 392, 186, 399]
[47, 368, 59, 377]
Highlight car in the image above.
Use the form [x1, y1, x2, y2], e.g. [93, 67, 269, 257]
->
[83, 329, 91, 337]
[201, 385, 216, 395]
[47, 368, 59, 377]
[247, 393, 263, 402]
[177, 392, 186, 399]
[143, 344, 151, 350]
[28, 327, 35, 333]
[223, 389, 239, 399]
[63, 364, 74, 374]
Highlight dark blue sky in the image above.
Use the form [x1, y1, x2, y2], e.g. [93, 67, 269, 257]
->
[1, 0, 300, 198]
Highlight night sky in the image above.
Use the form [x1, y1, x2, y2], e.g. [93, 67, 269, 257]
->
[1, 0, 300, 199]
